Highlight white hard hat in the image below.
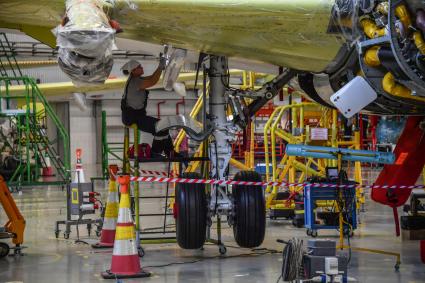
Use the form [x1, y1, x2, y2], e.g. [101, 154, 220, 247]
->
[121, 59, 141, 72]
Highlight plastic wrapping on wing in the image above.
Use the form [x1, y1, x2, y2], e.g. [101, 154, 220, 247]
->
[330, 0, 362, 42]
[54, 0, 116, 57]
[57, 49, 114, 86]
[53, 0, 117, 85]
[55, 28, 115, 58]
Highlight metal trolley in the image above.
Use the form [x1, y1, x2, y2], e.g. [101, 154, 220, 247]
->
[304, 182, 357, 237]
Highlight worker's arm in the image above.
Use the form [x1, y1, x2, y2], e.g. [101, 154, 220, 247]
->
[139, 57, 167, 90]
[139, 66, 163, 89]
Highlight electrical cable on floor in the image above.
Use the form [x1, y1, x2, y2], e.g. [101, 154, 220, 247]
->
[142, 247, 279, 269]
[204, 242, 279, 253]
[74, 216, 89, 245]
[141, 223, 175, 232]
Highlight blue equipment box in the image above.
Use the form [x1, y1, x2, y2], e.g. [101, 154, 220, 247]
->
[255, 163, 272, 175]
[304, 182, 357, 232]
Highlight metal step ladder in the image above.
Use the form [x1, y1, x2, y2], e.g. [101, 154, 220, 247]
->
[0, 32, 70, 188]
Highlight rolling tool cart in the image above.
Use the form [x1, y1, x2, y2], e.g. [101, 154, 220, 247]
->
[285, 144, 395, 246]
[55, 172, 102, 240]
[304, 173, 357, 238]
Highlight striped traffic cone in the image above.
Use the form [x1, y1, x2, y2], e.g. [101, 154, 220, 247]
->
[74, 148, 85, 183]
[101, 175, 151, 279]
[92, 165, 119, 249]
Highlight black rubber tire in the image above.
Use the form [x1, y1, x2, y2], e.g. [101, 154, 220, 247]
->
[0, 242, 10, 258]
[232, 171, 266, 248]
[175, 172, 207, 249]
[307, 229, 312, 236]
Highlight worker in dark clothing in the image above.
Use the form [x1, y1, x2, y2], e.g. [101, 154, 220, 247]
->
[121, 58, 175, 157]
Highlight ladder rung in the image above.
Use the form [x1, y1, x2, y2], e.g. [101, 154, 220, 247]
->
[0, 109, 26, 115]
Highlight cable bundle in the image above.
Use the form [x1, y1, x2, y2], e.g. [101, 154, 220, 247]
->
[277, 238, 304, 282]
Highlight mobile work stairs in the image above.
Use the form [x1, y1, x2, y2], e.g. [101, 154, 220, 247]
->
[0, 32, 70, 189]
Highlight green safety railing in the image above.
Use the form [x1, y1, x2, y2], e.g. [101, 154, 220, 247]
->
[0, 76, 70, 187]
[0, 32, 70, 187]
[101, 110, 124, 179]
[0, 33, 22, 83]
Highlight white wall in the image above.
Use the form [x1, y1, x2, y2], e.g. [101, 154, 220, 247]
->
[69, 100, 97, 166]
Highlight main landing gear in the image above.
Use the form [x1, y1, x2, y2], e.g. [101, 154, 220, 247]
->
[167, 55, 296, 251]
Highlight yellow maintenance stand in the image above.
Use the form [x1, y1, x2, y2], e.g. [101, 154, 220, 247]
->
[264, 102, 365, 222]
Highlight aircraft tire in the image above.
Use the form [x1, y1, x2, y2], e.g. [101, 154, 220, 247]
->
[175, 172, 207, 249]
[232, 171, 266, 248]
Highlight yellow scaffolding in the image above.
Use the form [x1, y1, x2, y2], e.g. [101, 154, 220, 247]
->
[263, 101, 364, 214]
[264, 102, 325, 211]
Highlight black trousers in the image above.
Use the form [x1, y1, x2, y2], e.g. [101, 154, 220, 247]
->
[121, 106, 173, 154]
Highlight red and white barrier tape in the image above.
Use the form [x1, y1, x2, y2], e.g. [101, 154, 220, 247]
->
[128, 175, 425, 190]
[138, 169, 177, 177]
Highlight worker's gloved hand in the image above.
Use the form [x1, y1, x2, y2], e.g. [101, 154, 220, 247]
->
[159, 55, 167, 70]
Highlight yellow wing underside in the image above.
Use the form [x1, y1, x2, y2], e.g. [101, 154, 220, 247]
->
[0, 0, 342, 72]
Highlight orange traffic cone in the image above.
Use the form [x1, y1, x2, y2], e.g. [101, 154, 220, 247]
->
[92, 165, 119, 249]
[101, 175, 151, 279]
[74, 148, 85, 183]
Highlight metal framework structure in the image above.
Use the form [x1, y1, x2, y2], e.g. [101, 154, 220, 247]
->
[262, 102, 367, 219]
[0, 33, 70, 188]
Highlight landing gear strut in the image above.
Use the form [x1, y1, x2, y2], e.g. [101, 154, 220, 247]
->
[172, 55, 296, 250]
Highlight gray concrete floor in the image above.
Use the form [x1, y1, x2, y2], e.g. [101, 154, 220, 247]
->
[0, 166, 424, 283]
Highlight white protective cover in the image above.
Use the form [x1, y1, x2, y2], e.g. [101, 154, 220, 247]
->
[331, 76, 377, 118]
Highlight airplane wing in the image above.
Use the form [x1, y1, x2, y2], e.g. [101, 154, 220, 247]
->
[0, 0, 342, 73]
[1, 0, 425, 115]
